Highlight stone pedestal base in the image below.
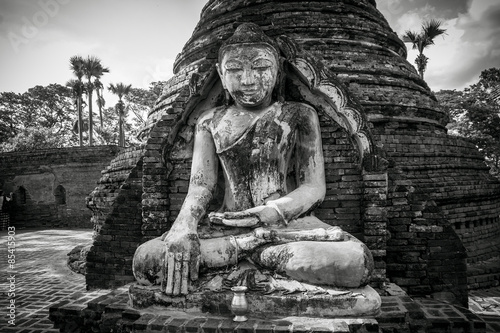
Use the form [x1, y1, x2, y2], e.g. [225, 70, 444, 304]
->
[55, 284, 486, 333]
[129, 283, 381, 318]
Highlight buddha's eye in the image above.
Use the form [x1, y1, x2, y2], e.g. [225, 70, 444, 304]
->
[253, 59, 272, 70]
[225, 61, 243, 72]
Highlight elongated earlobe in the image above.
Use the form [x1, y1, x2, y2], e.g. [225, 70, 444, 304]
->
[224, 89, 231, 106]
[216, 63, 226, 89]
[272, 58, 286, 103]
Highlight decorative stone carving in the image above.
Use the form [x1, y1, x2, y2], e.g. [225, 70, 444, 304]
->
[132, 23, 380, 317]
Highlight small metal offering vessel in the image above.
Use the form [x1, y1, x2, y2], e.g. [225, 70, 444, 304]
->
[231, 286, 248, 322]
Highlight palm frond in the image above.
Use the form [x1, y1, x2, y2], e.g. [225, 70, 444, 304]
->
[94, 78, 103, 90]
[69, 55, 85, 80]
[422, 19, 447, 41]
[83, 56, 110, 81]
[402, 30, 421, 49]
[66, 79, 85, 96]
[108, 83, 132, 100]
[97, 95, 106, 108]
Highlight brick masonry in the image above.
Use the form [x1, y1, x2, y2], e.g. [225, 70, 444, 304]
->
[86, 146, 145, 289]
[48, 288, 491, 333]
[84, 0, 500, 305]
[0, 146, 120, 229]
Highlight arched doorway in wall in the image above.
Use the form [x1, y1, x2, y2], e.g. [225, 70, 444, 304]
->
[53, 184, 68, 226]
[15, 186, 27, 205]
[54, 185, 66, 205]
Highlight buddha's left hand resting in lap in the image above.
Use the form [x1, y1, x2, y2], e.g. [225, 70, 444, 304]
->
[133, 23, 374, 296]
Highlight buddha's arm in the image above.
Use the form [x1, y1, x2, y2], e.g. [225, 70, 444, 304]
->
[168, 118, 218, 235]
[161, 114, 218, 295]
[265, 104, 326, 222]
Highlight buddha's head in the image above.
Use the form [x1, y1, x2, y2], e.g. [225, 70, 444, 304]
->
[217, 23, 281, 109]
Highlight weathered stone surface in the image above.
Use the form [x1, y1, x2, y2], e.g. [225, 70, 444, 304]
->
[129, 283, 381, 318]
[84, 0, 500, 306]
[67, 243, 91, 275]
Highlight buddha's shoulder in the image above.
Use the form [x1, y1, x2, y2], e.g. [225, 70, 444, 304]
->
[195, 106, 226, 127]
[282, 101, 315, 111]
[281, 101, 317, 119]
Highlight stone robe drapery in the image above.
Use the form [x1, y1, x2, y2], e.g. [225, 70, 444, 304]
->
[207, 102, 302, 213]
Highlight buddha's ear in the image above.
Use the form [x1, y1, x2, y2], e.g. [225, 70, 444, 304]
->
[272, 57, 286, 103]
[216, 63, 226, 89]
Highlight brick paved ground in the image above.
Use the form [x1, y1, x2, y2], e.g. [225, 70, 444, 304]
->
[0, 229, 109, 333]
[470, 288, 500, 332]
[1, 229, 500, 332]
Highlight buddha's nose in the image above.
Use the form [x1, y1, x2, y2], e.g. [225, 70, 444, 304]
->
[241, 69, 255, 85]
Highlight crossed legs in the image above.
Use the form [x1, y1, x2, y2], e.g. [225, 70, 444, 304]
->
[132, 219, 373, 289]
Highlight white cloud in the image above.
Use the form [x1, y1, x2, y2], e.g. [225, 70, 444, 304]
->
[391, 0, 500, 91]
[467, 0, 499, 19]
[395, 4, 439, 32]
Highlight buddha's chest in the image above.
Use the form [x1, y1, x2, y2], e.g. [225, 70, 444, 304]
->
[210, 104, 298, 159]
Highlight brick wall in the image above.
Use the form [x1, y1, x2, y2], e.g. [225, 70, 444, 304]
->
[0, 212, 9, 230]
[386, 166, 468, 305]
[0, 146, 120, 229]
[86, 146, 145, 289]
[373, 120, 500, 265]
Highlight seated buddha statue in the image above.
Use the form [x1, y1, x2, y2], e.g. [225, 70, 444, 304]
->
[133, 23, 374, 296]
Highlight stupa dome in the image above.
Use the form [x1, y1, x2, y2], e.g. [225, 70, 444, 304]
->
[143, 0, 445, 135]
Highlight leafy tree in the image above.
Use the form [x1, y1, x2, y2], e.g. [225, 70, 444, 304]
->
[125, 81, 165, 129]
[108, 83, 132, 147]
[94, 106, 120, 145]
[436, 68, 500, 175]
[477, 68, 500, 88]
[402, 19, 446, 80]
[0, 84, 76, 152]
[27, 84, 74, 131]
[0, 127, 69, 151]
[0, 92, 25, 142]
[69, 56, 85, 146]
[125, 81, 166, 142]
[82, 56, 109, 146]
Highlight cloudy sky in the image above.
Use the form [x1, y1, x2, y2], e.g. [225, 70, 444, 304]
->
[0, 0, 499, 99]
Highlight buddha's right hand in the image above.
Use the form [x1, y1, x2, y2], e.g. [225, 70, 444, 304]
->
[161, 231, 200, 296]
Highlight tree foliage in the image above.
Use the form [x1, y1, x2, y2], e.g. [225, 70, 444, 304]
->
[0, 84, 76, 152]
[125, 81, 166, 127]
[0, 79, 166, 152]
[436, 68, 500, 175]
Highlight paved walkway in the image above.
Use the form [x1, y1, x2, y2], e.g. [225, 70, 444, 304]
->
[0, 229, 108, 332]
[0, 229, 499, 332]
[470, 287, 500, 332]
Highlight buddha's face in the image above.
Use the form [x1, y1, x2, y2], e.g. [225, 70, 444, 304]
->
[217, 44, 279, 109]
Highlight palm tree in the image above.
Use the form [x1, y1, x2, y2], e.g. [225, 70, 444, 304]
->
[108, 83, 132, 147]
[66, 78, 86, 143]
[402, 19, 446, 80]
[69, 56, 85, 146]
[82, 56, 109, 146]
[94, 78, 106, 128]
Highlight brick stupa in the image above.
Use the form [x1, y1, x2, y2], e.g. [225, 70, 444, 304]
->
[86, 0, 500, 308]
